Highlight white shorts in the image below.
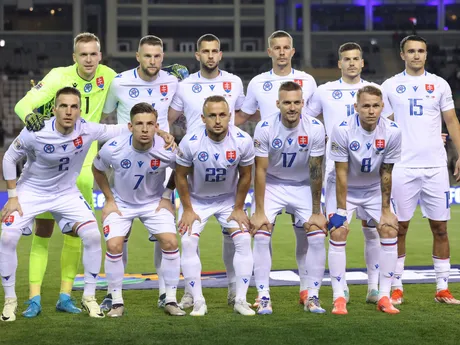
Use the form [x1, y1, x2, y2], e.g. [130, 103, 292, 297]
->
[103, 201, 176, 241]
[179, 196, 241, 235]
[253, 183, 312, 226]
[2, 189, 95, 235]
[392, 167, 450, 222]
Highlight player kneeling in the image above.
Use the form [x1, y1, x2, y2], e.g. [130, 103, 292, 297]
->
[92, 103, 184, 317]
[327, 85, 401, 315]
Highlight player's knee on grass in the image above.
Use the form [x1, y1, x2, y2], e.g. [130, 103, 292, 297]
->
[155, 233, 178, 251]
[106, 237, 125, 254]
[34, 218, 55, 238]
[330, 225, 348, 241]
[429, 220, 448, 240]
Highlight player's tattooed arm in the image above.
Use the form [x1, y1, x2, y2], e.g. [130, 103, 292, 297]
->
[379, 162, 394, 211]
[309, 155, 324, 214]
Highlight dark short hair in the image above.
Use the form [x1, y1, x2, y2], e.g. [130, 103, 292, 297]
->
[400, 35, 427, 52]
[202, 95, 228, 115]
[356, 85, 382, 102]
[278, 81, 302, 93]
[196, 34, 220, 51]
[138, 35, 163, 50]
[268, 30, 293, 48]
[130, 102, 158, 121]
[338, 42, 362, 58]
[55, 87, 81, 104]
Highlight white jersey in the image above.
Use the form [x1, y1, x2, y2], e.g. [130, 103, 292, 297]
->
[381, 70, 454, 168]
[329, 114, 401, 189]
[3, 118, 127, 194]
[103, 69, 178, 131]
[176, 126, 254, 200]
[93, 133, 176, 206]
[170, 70, 245, 133]
[305, 78, 391, 136]
[242, 69, 317, 120]
[253, 114, 325, 184]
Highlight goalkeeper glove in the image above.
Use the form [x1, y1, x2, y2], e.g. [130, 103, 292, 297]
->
[162, 64, 189, 81]
[25, 112, 50, 132]
[327, 209, 347, 231]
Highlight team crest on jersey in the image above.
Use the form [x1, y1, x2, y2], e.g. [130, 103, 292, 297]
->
[396, 85, 406, 94]
[34, 82, 43, 90]
[129, 88, 139, 98]
[263, 82, 273, 91]
[84, 83, 92, 93]
[298, 136, 308, 147]
[13, 138, 22, 149]
[375, 139, 385, 151]
[73, 136, 83, 149]
[425, 84, 435, 94]
[44, 144, 55, 153]
[294, 79, 303, 87]
[349, 141, 360, 151]
[198, 151, 209, 162]
[223, 82, 232, 93]
[120, 159, 132, 169]
[103, 225, 110, 237]
[96, 76, 104, 89]
[226, 150, 236, 163]
[160, 84, 168, 96]
[254, 139, 261, 148]
[150, 159, 161, 170]
[272, 138, 283, 149]
[332, 90, 342, 99]
[192, 84, 202, 93]
[3, 215, 14, 226]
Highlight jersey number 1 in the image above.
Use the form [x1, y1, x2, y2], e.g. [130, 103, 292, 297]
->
[84, 97, 90, 114]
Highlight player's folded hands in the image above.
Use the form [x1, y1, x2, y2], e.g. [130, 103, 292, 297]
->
[249, 212, 272, 235]
[227, 208, 250, 231]
[101, 199, 122, 222]
[1, 198, 23, 222]
[379, 211, 399, 231]
[305, 213, 328, 234]
[178, 209, 201, 236]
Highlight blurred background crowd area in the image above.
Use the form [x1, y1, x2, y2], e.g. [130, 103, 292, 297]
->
[1, 0, 460, 184]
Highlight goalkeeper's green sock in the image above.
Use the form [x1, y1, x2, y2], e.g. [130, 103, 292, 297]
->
[29, 234, 50, 298]
[60, 235, 82, 295]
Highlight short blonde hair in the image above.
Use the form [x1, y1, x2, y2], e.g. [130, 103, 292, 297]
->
[268, 30, 293, 48]
[138, 35, 163, 51]
[73, 32, 100, 52]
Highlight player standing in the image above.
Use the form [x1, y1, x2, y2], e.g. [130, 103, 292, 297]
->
[175, 95, 255, 316]
[250, 81, 327, 314]
[382, 35, 460, 305]
[328, 85, 401, 315]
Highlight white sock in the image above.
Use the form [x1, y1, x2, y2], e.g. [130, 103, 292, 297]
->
[231, 231, 253, 301]
[328, 240, 346, 300]
[180, 234, 204, 301]
[433, 256, 450, 291]
[222, 232, 236, 292]
[122, 239, 128, 268]
[392, 254, 406, 290]
[378, 238, 398, 299]
[253, 230, 271, 299]
[294, 225, 309, 292]
[154, 241, 165, 296]
[362, 226, 380, 291]
[105, 252, 124, 305]
[305, 231, 326, 298]
[76, 221, 102, 297]
[161, 248, 180, 304]
[0, 229, 21, 299]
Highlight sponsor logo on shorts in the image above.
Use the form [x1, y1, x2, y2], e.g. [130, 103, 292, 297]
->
[103, 225, 110, 237]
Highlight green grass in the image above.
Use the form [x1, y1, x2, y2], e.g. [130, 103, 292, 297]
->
[2, 206, 460, 345]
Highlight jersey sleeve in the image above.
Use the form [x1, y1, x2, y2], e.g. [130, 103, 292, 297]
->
[383, 124, 402, 164]
[440, 78, 455, 112]
[239, 136, 255, 166]
[92, 142, 113, 172]
[88, 123, 129, 143]
[310, 121, 326, 157]
[234, 77, 245, 111]
[240, 78, 258, 115]
[176, 138, 193, 167]
[102, 79, 119, 114]
[2, 129, 35, 180]
[14, 68, 63, 121]
[170, 85, 184, 112]
[329, 124, 349, 162]
[253, 122, 270, 158]
[381, 80, 394, 117]
[304, 87, 323, 117]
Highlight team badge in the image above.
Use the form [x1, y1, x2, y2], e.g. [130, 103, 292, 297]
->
[96, 76, 104, 89]
[103, 225, 110, 237]
[263, 81, 273, 91]
[198, 151, 209, 162]
[331, 141, 339, 152]
[332, 90, 342, 99]
[13, 138, 22, 149]
[192, 84, 202, 93]
[150, 159, 161, 170]
[223, 82, 232, 93]
[425, 84, 435, 94]
[129, 88, 139, 98]
[73, 136, 83, 149]
[226, 150, 236, 163]
[396, 85, 406, 94]
[34, 82, 43, 90]
[272, 138, 283, 149]
[84, 83, 92, 93]
[160, 84, 168, 96]
[44, 144, 55, 153]
[120, 159, 132, 169]
[254, 139, 261, 148]
[375, 139, 385, 151]
[3, 215, 14, 226]
[298, 136, 308, 147]
[349, 141, 360, 151]
[294, 79, 303, 87]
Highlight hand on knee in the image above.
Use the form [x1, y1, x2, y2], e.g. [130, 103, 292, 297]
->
[330, 227, 347, 242]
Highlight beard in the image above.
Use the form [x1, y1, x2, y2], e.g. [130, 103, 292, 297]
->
[141, 65, 160, 78]
[201, 61, 219, 74]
